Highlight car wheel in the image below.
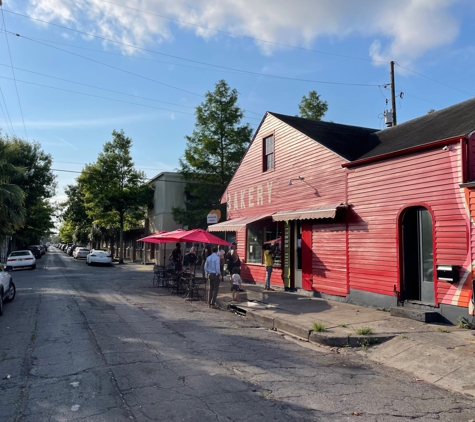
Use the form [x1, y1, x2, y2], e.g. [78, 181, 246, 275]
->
[5, 282, 15, 303]
[31, 264, 36, 270]
[86, 260, 90, 265]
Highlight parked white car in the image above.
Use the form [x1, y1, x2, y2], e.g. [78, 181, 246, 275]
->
[6, 250, 36, 270]
[0, 263, 15, 316]
[73, 247, 90, 259]
[86, 250, 112, 266]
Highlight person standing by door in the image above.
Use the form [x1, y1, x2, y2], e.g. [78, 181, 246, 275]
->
[205, 246, 221, 309]
[263, 244, 275, 291]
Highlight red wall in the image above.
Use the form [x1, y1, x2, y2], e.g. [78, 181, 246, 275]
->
[347, 144, 468, 304]
[226, 114, 348, 289]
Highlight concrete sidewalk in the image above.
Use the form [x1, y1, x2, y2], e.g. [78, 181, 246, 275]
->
[118, 263, 475, 397]
[216, 282, 475, 398]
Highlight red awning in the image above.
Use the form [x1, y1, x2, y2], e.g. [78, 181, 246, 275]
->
[208, 214, 273, 232]
[272, 203, 347, 222]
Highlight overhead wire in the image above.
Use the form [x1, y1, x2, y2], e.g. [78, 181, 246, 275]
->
[20, 35, 381, 88]
[395, 62, 473, 98]
[100, 0, 388, 64]
[4, 7, 387, 65]
[0, 63, 196, 109]
[1, 6, 27, 140]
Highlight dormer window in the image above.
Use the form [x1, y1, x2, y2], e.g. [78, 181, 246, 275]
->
[263, 135, 274, 171]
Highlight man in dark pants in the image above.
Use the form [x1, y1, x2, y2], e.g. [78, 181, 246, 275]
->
[204, 246, 221, 309]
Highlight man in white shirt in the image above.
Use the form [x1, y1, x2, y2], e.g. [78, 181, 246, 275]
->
[204, 246, 221, 309]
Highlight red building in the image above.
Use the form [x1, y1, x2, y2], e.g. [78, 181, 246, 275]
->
[209, 99, 475, 323]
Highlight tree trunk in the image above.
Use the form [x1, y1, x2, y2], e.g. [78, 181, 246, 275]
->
[119, 214, 124, 264]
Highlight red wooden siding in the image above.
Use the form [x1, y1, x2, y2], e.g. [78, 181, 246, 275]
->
[311, 221, 348, 296]
[348, 144, 468, 303]
[468, 134, 475, 181]
[225, 113, 348, 291]
[225, 114, 347, 219]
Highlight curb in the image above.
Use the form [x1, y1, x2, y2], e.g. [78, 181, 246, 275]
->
[222, 301, 397, 348]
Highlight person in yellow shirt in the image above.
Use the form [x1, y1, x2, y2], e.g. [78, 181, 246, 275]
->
[263, 244, 275, 291]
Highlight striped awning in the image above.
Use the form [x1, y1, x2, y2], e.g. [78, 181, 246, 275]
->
[208, 214, 273, 232]
[272, 203, 347, 222]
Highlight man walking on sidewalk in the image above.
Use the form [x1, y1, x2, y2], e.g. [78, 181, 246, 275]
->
[205, 246, 221, 309]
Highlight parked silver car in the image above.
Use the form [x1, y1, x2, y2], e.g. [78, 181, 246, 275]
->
[0, 263, 16, 316]
[73, 247, 90, 259]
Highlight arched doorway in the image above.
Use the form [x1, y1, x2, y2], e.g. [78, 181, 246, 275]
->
[401, 206, 435, 303]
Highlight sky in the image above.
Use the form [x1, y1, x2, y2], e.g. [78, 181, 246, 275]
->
[1, 0, 475, 204]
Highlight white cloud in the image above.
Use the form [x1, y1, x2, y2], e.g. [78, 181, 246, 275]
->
[27, 0, 461, 65]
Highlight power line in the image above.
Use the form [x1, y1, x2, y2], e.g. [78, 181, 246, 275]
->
[0, 74, 262, 121]
[0, 83, 15, 136]
[0, 7, 27, 140]
[0, 63, 195, 109]
[395, 62, 473, 97]
[3, 10, 382, 89]
[21, 35, 381, 88]
[0, 63, 261, 121]
[0, 75, 195, 116]
[6, 31, 205, 98]
[100, 0, 387, 64]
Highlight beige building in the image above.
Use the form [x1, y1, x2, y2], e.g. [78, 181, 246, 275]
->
[141, 172, 187, 264]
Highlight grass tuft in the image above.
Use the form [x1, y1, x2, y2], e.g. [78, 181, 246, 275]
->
[312, 322, 326, 332]
[339, 323, 348, 328]
[356, 327, 373, 335]
[437, 327, 450, 333]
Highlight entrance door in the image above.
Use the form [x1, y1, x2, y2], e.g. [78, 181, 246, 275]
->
[401, 207, 434, 303]
[301, 223, 313, 291]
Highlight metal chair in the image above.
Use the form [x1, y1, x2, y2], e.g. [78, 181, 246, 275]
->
[190, 277, 207, 301]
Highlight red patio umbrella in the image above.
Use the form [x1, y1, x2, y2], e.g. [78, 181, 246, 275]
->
[137, 230, 168, 244]
[137, 229, 186, 266]
[172, 229, 232, 246]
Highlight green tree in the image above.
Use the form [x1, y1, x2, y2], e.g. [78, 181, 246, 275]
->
[428, 109, 436, 114]
[0, 138, 26, 235]
[61, 183, 92, 245]
[5, 138, 56, 245]
[173, 80, 252, 228]
[79, 130, 153, 264]
[297, 90, 328, 121]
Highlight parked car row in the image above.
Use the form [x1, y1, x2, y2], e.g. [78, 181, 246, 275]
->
[54, 244, 112, 266]
[26, 244, 47, 259]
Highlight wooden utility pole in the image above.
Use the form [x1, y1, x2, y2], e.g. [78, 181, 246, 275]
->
[390, 60, 397, 126]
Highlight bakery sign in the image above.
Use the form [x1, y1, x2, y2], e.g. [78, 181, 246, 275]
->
[226, 182, 273, 211]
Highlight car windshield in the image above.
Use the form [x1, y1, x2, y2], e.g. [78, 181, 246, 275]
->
[10, 251, 31, 256]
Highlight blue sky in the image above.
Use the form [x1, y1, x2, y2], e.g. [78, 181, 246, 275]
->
[1, 0, 475, 203]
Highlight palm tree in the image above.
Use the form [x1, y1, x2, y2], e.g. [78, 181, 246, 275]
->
[0, 140, 26, 235]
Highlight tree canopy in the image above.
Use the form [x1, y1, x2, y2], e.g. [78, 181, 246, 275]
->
[0, 138, 26, 236]
[2, 137, 56, 245]
[173, 80, 252, 228]
[297, 90, 328, 121]
[77, 130, 153, 263]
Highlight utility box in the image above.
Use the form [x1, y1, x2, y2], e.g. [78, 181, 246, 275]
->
[436, 265, 460, 283]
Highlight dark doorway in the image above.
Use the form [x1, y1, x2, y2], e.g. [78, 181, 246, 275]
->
[401, 207, 434, 303]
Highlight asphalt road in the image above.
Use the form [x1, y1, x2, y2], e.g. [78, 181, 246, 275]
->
[1, 248, 475, 421]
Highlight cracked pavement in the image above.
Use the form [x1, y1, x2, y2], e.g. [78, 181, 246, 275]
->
[1, 249, 475, 421]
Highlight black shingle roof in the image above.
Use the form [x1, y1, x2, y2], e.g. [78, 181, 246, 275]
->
[269, 97, 475, 162]
[268, 113, 379, 161]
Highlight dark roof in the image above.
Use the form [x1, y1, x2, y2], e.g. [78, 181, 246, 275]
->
[268, 113, 379, 161]
[269, 97, 475, 162]
[360, 97, 475, 160]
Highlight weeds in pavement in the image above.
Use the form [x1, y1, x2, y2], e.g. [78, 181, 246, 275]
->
[400, 334, 408, 339]
[437, 327, 450, 333]
[339, 323, 347, 328]
[457, 317, 475, 329]
[377, 307, 389, 312]
[312, 322, 326, 332]
[356, 327, 373, 335]
[358, 338, 375, 349]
